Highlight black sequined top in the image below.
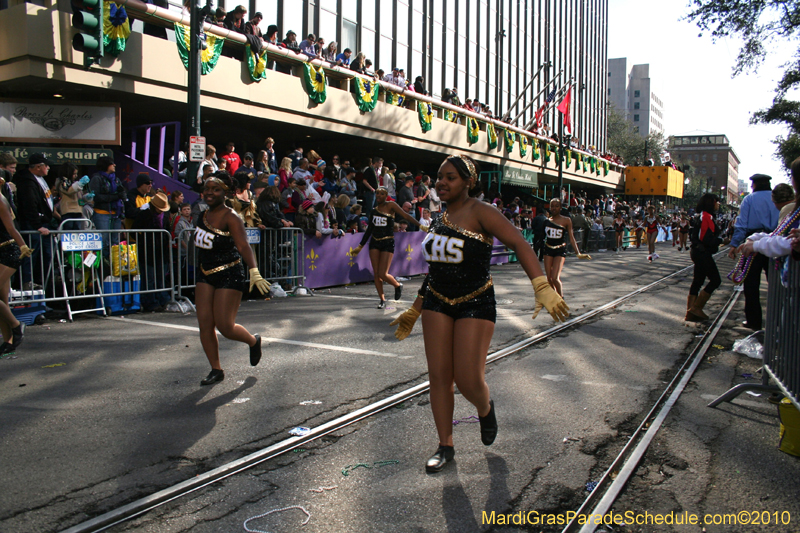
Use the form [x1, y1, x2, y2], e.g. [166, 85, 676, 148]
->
[360, 209, 395, 245]
[423, 212, 493, 299]
[544, 219, 566, 248]
[195, 212, 241, 271]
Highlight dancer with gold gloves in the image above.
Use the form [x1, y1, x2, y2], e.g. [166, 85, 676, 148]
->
[351, 187, 427, 309]
[0, 180, 32, 355]
[419, 155, 569, 474]
[389, 276, 428, 340]
[194, 172, 271, 386]
[542, 197, 591, 298]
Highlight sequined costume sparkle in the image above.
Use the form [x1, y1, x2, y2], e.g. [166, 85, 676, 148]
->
[194, 212, 247, 292]
[360, 209, 396, 253]
[421, 211, 496, 322]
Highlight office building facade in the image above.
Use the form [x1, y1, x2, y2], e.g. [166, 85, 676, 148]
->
[607, 59, 663, 137]
[670, 133, 740, 203]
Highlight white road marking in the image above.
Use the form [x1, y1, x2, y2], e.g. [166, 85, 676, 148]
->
[105, 316, 413, 359]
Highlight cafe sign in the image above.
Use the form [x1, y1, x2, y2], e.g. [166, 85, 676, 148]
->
[1, 146, 114, 166]
[502, 165, 539, 189]
[0, 100, 120, 145]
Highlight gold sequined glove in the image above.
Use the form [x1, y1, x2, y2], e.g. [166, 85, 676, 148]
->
[249, 268, 271, 295]
[531, 276, 569, 322]
[19, 245, 32, 259]
[389, 306, 421, 340]
[420, 225, 430, 233]
[351, 245, 363, 256]
[577, 253, 592, 260]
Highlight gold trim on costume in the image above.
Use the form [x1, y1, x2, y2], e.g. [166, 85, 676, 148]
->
[545, 243, 566, 249]
[441, 211, 493, 245]
[0, 239, 15, 248]
[372, 235, 394, 241]
[203, 212, 230, 236]
[201, 258, 241, 275]
[428, 277, 493, 305]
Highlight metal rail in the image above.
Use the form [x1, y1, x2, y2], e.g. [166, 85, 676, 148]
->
[564, 288, 740, 533]
[60, 256, 716, 533]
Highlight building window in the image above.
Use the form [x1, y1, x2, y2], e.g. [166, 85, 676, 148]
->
[702, 154, 707, 161]
[634, 102, 639, 109]
[712, 153, 718, 161]
[607, 88, 611, 95]
[633, 115, 639, 121]
[634, 90, 640, 97]
[712, 167, 717, 175]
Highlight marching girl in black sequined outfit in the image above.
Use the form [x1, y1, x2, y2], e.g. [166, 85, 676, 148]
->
[420, 155, 570, 473]
[613, 211, 627, 254]
[543, 198, 590, 298]
[194, 172, 272, 386]
[352, 187, 425, 308]
[0, 183, 32, 355]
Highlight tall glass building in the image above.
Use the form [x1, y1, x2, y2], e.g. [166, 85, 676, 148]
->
[232, 0, 609, 150]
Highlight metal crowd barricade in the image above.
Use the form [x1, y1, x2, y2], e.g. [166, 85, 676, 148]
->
[709, 258, 799, 411]
[174, 226, 306, 301]
[14, 226, 176, 321]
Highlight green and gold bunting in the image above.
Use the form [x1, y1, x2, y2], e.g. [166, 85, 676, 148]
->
[603, 161, 610, 176]
[590, 156, 597, 173]
[303, 63, 327, 103]
[418, 101, 434, 132]
[565, 150, 572, 167]
[386, 91, 405, 106]
[505, 130, 515, 153]
[533, 139, 540, 160]
[354, 77, 380, 112]
[444, 109, 458, 122]
[554, 147, 561, 164]
[467, 117, 480, 144]
[246, 45, 268, 81]
[519, 136, 529, 158]
[103, 1, 130, 56]
[575, 153, 581, 170]
[487, 123, 498, 149]
[582, 155, 587, 172]
[596, 158, 601, 175]
[174, 23, 224, 74]
[543, 142, 551, 163]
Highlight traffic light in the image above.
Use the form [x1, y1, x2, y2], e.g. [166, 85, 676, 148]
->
[71, 0, 104, 66]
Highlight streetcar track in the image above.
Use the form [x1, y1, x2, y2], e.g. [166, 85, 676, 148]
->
[61, 254, 723, 533]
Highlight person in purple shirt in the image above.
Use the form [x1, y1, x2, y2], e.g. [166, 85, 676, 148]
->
[728, 174, 780, 330]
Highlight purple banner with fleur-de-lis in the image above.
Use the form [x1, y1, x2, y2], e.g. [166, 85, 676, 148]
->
[302, 232, 508, 289]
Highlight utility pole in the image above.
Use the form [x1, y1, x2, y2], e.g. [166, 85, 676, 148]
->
[186, 1, 208, 182]
[557, 120, 564, 201]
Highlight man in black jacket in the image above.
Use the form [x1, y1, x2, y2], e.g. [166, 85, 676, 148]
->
[14, 153, 55, 289]
[88, 155, 127, 256]
[532, 204, 547, 260]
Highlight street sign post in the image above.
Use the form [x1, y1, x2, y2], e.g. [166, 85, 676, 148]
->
[189, 136, 206, 162]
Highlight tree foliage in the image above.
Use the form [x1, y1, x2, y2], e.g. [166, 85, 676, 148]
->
[686, 0, 800, 170]
[607, 105, 668, 165]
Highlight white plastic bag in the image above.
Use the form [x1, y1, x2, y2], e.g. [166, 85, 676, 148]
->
[270, 283, 288, 298]
[733, 331, 764, 359]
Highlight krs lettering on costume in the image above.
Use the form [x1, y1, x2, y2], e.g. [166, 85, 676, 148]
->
[422, 232, 464, 263]
[372, 214, 388, 226]
[195, 228, 215, 249]
[545, 226, 563, 240]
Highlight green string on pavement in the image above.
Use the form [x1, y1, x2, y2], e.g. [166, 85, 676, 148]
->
[341, 460, 400, 476]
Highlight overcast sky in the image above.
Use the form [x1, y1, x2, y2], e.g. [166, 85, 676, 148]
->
[608, 0, 795, 191]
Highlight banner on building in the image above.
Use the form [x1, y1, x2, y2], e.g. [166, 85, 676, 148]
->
[0, 146, 113, 165]
[501, 165, 539, 189]
[0, 100, 120, 145]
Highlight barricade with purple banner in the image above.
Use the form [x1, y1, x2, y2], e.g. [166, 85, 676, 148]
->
[302, 232, 508, 289]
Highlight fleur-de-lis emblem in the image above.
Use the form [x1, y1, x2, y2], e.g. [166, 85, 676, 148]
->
[405, 244, 414, 261]
[347, 246, 358, 267]
[307, 248, 319, 270]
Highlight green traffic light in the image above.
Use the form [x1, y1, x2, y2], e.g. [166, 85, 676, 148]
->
[72, 11, 100, 31]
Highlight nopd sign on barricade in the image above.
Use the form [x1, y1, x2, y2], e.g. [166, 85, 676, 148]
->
[246, 229, 261, 244]
[60, 232, 103, 251]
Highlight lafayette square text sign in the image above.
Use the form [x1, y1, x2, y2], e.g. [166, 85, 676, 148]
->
[1, 146, 114, 166]
[0, 100, 120, 145]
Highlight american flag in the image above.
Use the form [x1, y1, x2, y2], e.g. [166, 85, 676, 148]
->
[544, 88, 557, 103]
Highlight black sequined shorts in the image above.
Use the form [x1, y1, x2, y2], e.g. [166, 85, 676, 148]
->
[0, 242, 22, 270]
[422, 285, 496, 323]
[196, 262, 248, 293]
[369, 237, 395, 253]
[543, 245, 567, 258]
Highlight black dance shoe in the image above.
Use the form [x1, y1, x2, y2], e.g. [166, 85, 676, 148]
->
[10, 323, 25, 351]
[479, 399, 498, 446]
[250, 334, 262, 366]
[425, 445, 455, 473]
[394, 283, 403, 301]
[0, 342, 14, 355]
[377, 300, 386, 309]
[200, 369, 225, 386]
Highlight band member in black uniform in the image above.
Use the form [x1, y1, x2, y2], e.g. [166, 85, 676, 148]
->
[678, 213, 690, 252]
[352, 187, 425, 308]
[421, 155, 569, 473]
[543, 198, 590, 298]
[0, 182, 32, 355]
[613, 211, 627, 254]
[194, 172, 271, 386]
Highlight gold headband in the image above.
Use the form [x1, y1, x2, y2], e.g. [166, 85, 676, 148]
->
[204, 177, 230, 191]
[450, 154, 477, 182]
